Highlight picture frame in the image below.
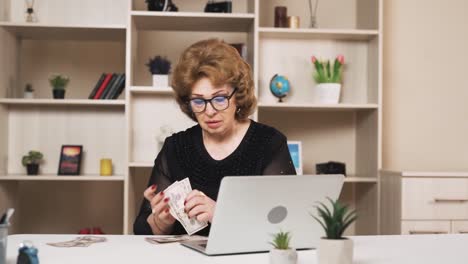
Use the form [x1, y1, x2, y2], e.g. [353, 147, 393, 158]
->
[287, 141, 303, 175]
[58, 145, 83, 175]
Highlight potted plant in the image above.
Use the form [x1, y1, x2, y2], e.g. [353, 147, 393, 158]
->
[311, 55, 344, 104]
[22, 150, 44, 176]
[312, 198, 357, 264]
[24, 83, 34, 99]
[49, 74, 70, 99]
[269, 231, 297, 264]
[146, 56, 171, 88]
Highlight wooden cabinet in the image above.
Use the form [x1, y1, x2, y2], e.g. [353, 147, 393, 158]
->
[381, 171, 468, 235]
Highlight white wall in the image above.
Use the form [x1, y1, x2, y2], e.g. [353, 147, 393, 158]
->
[383, 0, 468, 171]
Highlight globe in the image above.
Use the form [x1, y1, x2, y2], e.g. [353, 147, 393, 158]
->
[269, 74, 290, 103]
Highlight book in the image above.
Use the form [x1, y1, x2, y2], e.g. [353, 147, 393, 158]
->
[93, 73, 113, 99]
[88, 73, 105, 99]
[104, 74, 123, 99]
[111, 74, 126, 99]
[229, 43, 247, 60]
[100, 73, 117, 99]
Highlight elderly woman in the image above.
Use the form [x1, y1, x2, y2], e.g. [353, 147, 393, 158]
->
[134, 38, 296, 236]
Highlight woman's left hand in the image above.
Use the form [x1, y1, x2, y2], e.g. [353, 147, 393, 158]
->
[184, 190, 216, 223]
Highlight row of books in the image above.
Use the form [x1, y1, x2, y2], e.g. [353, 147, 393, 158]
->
[88, 73, 126, 100]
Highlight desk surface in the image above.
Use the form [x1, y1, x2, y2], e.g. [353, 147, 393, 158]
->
[6, 234, 468, 264]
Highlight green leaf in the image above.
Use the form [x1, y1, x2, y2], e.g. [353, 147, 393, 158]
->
[332, 58, 342, 83]
[326, 60, 331, 81]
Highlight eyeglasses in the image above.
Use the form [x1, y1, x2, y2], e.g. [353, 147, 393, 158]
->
[189, 88, 237, 113]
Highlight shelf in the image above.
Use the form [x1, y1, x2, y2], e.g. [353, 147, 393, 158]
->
[381, 170, 468, 178]
[0, 174, 125, 181]
[344, 177, 377, 183]
[258, 27, 379, 41]
[258, 103, 379, 111]
[130, 86, 173, 95]
[0, 99, 126, 107]
[129, 162, 153, 168]
[0, 22, 126, 41]
[131, 11, 255, 32]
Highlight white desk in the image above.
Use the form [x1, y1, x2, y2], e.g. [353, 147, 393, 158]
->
[6, 234, 468, 263]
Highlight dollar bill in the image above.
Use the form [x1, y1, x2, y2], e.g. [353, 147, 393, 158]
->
[164, 178, 208, 235]
[47, 236, 107, 247]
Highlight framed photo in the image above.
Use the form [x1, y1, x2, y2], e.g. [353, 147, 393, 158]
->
[58, 145, 83, 175]
[287, 141, 303, 175]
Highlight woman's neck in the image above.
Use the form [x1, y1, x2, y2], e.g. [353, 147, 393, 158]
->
[202, 119, 249, 145]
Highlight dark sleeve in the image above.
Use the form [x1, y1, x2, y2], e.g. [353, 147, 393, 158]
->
[133, 138, 173, 235]
[262, 132, 297, 175]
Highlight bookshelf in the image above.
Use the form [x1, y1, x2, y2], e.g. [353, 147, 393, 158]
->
[0, 0, 383, 236]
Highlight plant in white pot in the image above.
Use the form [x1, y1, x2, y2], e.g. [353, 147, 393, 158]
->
[49, 74, 69, 99]
[312, 198, 357, 264]
[311, 55, 344, 104]
[269, 231, 297, 264]
[146, 56, 171, 88]
[24, 83, 34, 99]
[22, 150, 44, 176]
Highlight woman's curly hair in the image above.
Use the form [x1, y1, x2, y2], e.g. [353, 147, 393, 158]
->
[171, 38, 257, 122]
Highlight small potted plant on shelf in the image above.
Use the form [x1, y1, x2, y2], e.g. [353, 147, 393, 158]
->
[312, 198, 357, 264]
[311, 55, 344, 104]
[24, 83, 34, 99]
[146, 56, 171, 89]
[49, 74, 70, 99]
[22, 150, 44, 176]
[269, 230, 297, 264]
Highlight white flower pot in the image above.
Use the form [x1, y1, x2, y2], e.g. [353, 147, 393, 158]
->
[24, 91, 34, 99]
[153, 74, 169, 88]
[317, 238, 353, 264]
[315, 83, 341, 104]
[269, 248, 298, 264]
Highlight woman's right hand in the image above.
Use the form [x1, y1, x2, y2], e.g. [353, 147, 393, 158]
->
[144, 184, 176, 235]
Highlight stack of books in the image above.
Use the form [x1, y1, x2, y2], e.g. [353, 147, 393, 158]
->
[88, 73, 126, 99]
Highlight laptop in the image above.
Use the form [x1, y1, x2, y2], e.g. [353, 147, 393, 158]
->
[181, 174, 345, 255]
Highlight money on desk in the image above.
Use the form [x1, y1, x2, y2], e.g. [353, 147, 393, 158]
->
[145, 235, 206, 244]
[47, 236, 107, 248]
[164, 178, 208, 235]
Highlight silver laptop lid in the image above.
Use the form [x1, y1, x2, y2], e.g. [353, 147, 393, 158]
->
[204, 175, 344, 255]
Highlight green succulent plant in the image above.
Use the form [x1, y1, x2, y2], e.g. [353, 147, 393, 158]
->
[49, 74, 70, 90]
[312, 197, 357, 239]
[311, 55, 344, 84]
[269, 230, 292, 250]
[22, 150, 44, 166]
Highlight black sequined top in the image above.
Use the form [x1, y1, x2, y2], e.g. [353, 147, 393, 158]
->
[133, 120, 296, 236]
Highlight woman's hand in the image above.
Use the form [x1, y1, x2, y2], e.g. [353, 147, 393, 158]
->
[144, 184, 176, 235]
[184, 190, 216, 223]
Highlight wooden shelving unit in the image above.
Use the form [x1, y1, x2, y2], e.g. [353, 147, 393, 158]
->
[0, 0, 383, 236]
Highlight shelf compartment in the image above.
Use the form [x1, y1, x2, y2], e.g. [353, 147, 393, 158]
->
[258, 103, 378, 111]
[0, 99, 126, 107]
[259, 28, 379, 41]
[0, 22, 126, 41]
[131, 11, 255, 32]
[0, 174, 125, 181]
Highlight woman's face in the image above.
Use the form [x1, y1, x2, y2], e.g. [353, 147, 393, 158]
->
[190, 77, 237, 136]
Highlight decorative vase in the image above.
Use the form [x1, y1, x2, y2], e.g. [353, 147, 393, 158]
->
[315, 83, 341, 104]
[317, 238, 353, 264]
[26, 164, 39, 175]
[269, 248, 298, 264]
[100, 159, 113, 176]
[153, 74, 169, 88]
[53, 89, 65, 99]
[24, 91, 34, 99]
